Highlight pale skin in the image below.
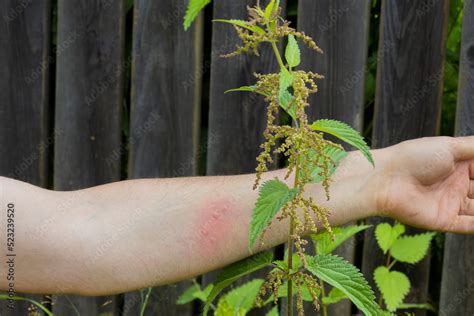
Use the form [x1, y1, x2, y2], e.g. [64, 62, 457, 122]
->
[1, 136, 474, 297]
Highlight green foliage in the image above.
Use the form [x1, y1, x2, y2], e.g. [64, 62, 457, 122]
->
[307, 254, 380, 316]
[398, 303, 435, 312]
[278, 69, 296, 119]
[374, 266, 410, 312]
[285, 34, 301, 68]
[322, 287, 348, 305]
[176, 282, 213, 304]
[213, 19, 265, 35]
[249, 179, 298, 251]
[299, 145, 348, 184]
[217, 279, 265, 315]
[264, 0, 280, 20]
[266, 306, 279, 316]
[375, 223, 405, 254]
[183, 0, 211, 30]
[390, 232, 436, 264]
[203, 251, 273, 315]
[310, 119, 374, 166]
[373, 222, 436, 312]
[311, 224, 370, 255]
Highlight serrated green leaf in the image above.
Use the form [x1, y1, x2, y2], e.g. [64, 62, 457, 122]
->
[266, 306, 279, 316]
[176, 283, 201, 304]
[215, 299, 245, 316]
[375, 223, 406, 254]
[213, 19, 265, 35]
[203, 251, 273, 315]
[311, 224, 371, 255]
[264, 0, 280, 20]
[299, 145, 348, 184]
[183, 0, 211, 30]
[278, 69, 296, 119]
[310, 119, 374, 166]
[390, 232, 435, 264]
[322, 287, 348, 305]
[285, 35, 301, 68]
[224, 279, 264, 313]
[374, 266, 410, 312]
[307, 254, 381, 316]
[249, 179, 298, 251]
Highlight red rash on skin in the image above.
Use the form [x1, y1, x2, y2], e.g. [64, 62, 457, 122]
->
[193, 196, 239, 258]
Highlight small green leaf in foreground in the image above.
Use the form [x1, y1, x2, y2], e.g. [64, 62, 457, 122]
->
[374, 266, 410, 312]
[375, 223, 406, 254]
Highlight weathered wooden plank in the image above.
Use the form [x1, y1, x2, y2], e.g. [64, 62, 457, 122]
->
[205, 1, 285, 314]
[362, 0, 449, 313]
[439, 1, 474, 314]
[123, 0, 203, 315]
[52, 0, 125, 315]
[298, 1, 371, 315]
[0, 0, 52, 315]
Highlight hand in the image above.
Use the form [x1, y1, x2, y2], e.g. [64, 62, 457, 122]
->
[375, 136, 474, 233]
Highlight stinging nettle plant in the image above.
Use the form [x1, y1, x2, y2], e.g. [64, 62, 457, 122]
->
[184, 1, 382, 315]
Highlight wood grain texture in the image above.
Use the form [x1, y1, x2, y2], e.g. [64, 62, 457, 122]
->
[52, 0, 125, 315]
[298, 1, 371, 314]
[123, 0, 203, 314]
[439, 0, 474, 314]
[362, 0, 448, 314]
[0, 0, 52, 315]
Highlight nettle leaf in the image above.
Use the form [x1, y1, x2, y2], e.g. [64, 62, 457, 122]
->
[398, 303, 436, 311]
[249, 179, 298, 251]
[322, 287, 348, 305]
[307, 254, 381, 316]
[264, 0, 280, 20]
[223, 279, 265, 313]
[278, 69, 297, 119]
[177, 283, 202, 304]
[285, 34, 301, 68]
[203, 251, 273, 315]
[184, 0, 211, 30]
[311, 224, 371, 255]
[266, 306, 279, 316]
[390, 232, 435, 264]
[213, 19, 265, 35]
[375, 223, 406, 254]
[374, 266, 410, 312]
[299, 145, 348, 184]
[310, 119, 374, 166]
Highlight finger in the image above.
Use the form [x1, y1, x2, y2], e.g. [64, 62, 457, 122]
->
[460, 197, 474, 215]
[446, 215, 474, 234]
[452, 136, 474, 161]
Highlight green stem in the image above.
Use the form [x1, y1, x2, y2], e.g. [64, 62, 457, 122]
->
[320, 279, 328, 316]
[0, 295, 53, 316]
[140, 287, 152, 316]
[271, 40, 286, 71]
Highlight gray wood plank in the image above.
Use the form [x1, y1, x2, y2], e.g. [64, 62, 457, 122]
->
[362, 0, 449, 314]
[0, 0, 52, 315]
[123, 0, 203, 315]
[439, 0, 474, 314]
[52, 0, 125, 315]
[297, 1, 371, 315]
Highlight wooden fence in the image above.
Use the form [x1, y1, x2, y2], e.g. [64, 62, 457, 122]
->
[0, 0, 473, 315]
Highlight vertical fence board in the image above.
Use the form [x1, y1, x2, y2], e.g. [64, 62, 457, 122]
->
[123, 0, 203, 315]
[440, 0, 474, 314]
[362, 0, 448, 313]
[0, 0, 51, 315]
[298, 1, 371, 314]
[52, 0, 125, 315]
